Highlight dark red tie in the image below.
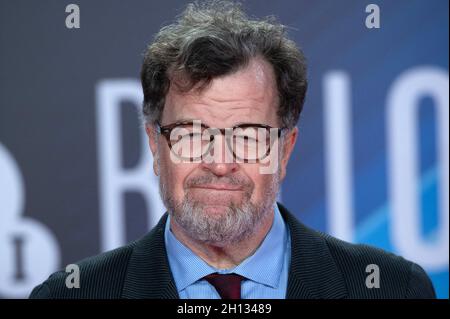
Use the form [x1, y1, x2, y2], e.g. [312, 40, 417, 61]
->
[204, 273, 245, 299]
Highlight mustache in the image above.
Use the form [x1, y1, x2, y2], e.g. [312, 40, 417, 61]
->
[185, 174, 254, 191]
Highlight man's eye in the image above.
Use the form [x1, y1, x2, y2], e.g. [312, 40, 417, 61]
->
[235, 135, 257, 143]
[176, 132, 202, 140]
[186, 132, 202, 138]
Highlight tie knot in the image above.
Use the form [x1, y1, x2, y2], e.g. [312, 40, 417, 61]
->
[203, 273, 245, 299]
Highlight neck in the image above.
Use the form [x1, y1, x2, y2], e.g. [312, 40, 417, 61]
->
[169, 207, 275, 269]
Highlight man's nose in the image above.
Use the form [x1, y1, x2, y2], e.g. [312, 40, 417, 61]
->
[201, 161, 239, 176]
[200, 134, 238, 176]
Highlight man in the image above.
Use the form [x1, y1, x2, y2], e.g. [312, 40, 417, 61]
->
[30, 1, 435, 299]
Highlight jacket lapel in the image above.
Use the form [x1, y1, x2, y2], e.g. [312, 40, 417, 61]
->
[278, 203, 347, 299]
[122, 214, 179, 298]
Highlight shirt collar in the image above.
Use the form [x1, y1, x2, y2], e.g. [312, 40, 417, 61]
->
[164, 203, 288, 292]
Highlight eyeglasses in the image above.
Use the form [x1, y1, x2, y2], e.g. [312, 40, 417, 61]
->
[155, 120, 287, 163]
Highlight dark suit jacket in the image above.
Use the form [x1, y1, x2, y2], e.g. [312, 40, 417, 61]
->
[29, 203, 436, 299]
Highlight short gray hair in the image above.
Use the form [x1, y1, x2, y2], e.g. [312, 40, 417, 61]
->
[141, 0, 308, 129]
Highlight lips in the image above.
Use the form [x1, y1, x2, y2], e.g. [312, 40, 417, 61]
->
[191, 184, 244, 191]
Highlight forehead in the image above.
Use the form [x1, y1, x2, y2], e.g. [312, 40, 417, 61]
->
[162, 58, 279, 127]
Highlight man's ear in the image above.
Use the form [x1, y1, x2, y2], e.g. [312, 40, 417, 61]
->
[145, 124, 160, 176]
[279, 127, 298, 181]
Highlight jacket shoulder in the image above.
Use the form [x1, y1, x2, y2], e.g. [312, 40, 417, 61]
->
[323, 234, 436, 298]
[29, 243, 136, 299]
[278, 202, 436, 299]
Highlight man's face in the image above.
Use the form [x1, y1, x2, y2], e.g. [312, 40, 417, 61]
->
[146, 58, 297, 246]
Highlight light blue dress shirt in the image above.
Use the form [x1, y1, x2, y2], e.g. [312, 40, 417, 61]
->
[164, 203, 291, 299]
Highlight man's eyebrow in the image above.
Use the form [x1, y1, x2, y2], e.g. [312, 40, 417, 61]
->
[170, 119, 270, 127]
[168, 118, 213, 127]
[232, 122, 268, 126]
[170, 118, 197, 123]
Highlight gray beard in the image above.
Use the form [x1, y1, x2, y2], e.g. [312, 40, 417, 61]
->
[159, 176, 279, 247]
